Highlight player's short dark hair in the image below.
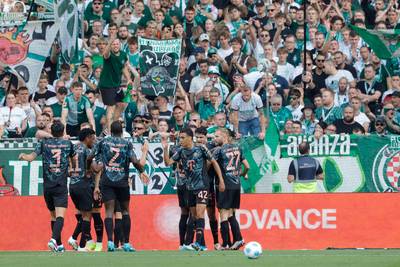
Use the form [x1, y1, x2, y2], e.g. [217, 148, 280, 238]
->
[111, 121, 123, 136]
[195, 126, 208, 136]
[79, 128, 95, 142]
[298, 142, 310, 155]
[51, 120, 65, 137]
[180, 127, 194, 138]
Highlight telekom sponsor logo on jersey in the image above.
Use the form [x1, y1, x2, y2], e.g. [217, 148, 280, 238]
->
[237, 209, 337, 230]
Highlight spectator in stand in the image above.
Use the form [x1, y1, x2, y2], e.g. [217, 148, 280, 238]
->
[372, 116, 387, 136]
[286, 89, 304, 121]
[231, 84, 266, 139]
[16, 86, 41, 128]
[270, 94, 292, 133]
[49, 87, 68, 119]
[98, 37, 132, 131]
[61, 82, 96, 137]
[325, 124, 337, 135]
[292, 121, 303, 134]
[32, 73, 56, 109]
[315, 89, 343, 125]
[350, 96, 370, 132]
[0, 93, 27, 138]
[300, 103, 318, 135]
[323, 59, 354, 94]
[86, 90, 106, 136]
[333, 106, 364, 134]
[24, 114, 46, 138]
[53, 63, 73, 90]
[155, 95, 172, 120]
[357, 64, 383, 115]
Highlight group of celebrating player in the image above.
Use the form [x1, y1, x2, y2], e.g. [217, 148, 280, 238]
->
[18, 119, 249, 252]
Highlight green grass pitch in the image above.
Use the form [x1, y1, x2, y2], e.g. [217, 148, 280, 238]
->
[1, 250, 400, 267]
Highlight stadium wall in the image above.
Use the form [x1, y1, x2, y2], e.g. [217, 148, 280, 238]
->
[0, 193, 399, 251]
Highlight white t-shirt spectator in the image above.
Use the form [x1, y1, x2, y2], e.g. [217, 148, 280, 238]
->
[0, 106, 27, 131]
[355, 112, 370, 127]
[277, 62, 295, 82]
[244, 70, 263, 91]
[189, 75, 208, 102]
[217, 47, 233, 60]
[325, 70, 354, 94]
[231, 92, 263, 121]
[286, 104, 304, 121]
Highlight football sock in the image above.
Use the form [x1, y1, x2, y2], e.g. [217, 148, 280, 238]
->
[179, 214, 189, 246]
[92, 212, 103, 243]
[51, 220, 55, 232]
[114, 218, 122, 246]
[228, 216, 242, 242]
[79, 220, 90, 248]
[104, 217, 113, 242]
[220, 221, 230, 247]
[52, 217, 64, 246]
[210, 219, 219, 244]
[184, 216, 195, 245]
[72, 214, 82, 240]
[195, 218, 205, 245]
[122, 214, 131, 243]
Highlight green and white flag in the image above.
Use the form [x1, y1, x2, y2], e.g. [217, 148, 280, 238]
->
[139, 37, 181, 96]
[350, 25, 400, 59]
[56, 0, 79, 63]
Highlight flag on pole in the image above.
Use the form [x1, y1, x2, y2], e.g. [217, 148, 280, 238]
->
[138, 37, 182, 96]
[56, 0, 79, 63]
[350, 25, 400, 59]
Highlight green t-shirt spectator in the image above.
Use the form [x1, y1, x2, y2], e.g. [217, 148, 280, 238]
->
[98, 50, 128, 88]
[128, 51, 140, 68]
[63, 94, 91, 126]
[50, 102, 63, 118]
[24, 127, 38, 138]
[93, 105, 106, 136]
[137, 12, 174, 27]
[315, 106, 343, 125]
[125, 102, 138, 133]
[270, 107, 293, 132]
[92, 54, 104, 69]
[84, 0, 114, 31]
[195, 100, 225, 120]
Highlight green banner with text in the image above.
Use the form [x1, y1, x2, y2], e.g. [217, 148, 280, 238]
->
[0, 134, 399, 195]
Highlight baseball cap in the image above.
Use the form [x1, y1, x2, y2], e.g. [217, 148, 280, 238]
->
[208, 66, 220, 75]
[301, 103, 315, 112]
[208, 47, 218, 56]
[199, 33, 209, 42]
[255, 0, 265, 6]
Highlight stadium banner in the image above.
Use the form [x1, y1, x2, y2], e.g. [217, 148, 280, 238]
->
[0, 134, 400, 195]
[251, 134, 400, 194]
[1, 193, 399, 250]
[138, 37, 181, 96]
[0, 21, 60, 93]
[56, 0, 79, 63]
[0, 139, 175, 196]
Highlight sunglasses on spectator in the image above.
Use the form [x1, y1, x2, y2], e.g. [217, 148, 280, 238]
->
[376, 123, 384, 126]
[135, 127, 145, 130]
[268, 9, 275, 12]
[316, 59, 325, 62]
[260, 34, 269, 38]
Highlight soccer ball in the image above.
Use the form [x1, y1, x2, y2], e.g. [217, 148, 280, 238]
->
[243, 241, 262, 259]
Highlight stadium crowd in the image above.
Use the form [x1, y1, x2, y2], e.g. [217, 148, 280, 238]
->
[1, 0, 400, 140]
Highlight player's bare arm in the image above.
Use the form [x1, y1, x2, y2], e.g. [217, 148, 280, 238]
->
[18, 152, 38, 162]
[210, 159, 225, 192]
[162, 140, 175, 166]
[241, 159, 250, 179]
